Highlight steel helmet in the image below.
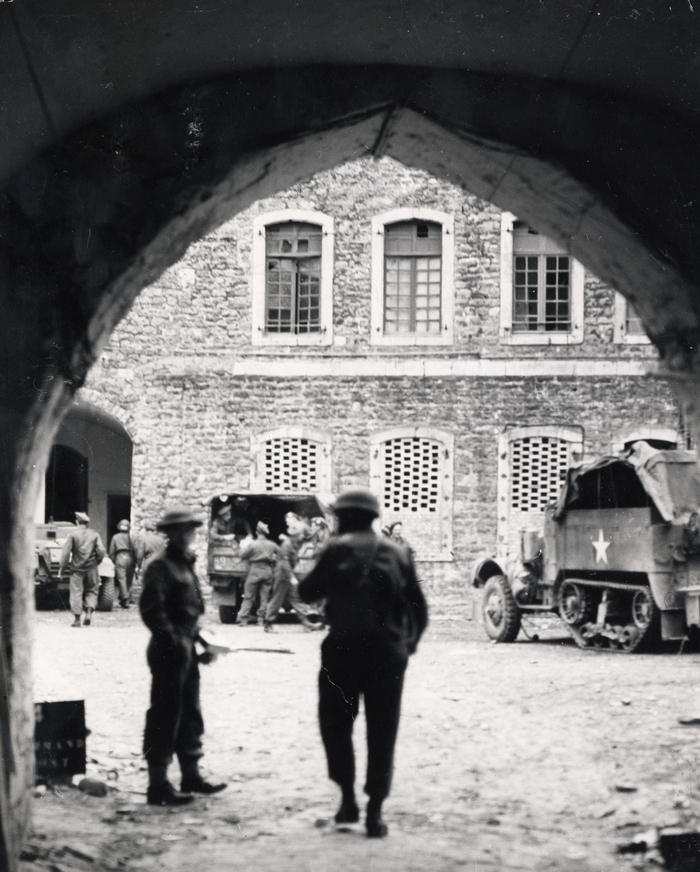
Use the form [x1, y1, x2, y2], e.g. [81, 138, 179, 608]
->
[117, 519, 130, 531]
[332, 489, 380, 518]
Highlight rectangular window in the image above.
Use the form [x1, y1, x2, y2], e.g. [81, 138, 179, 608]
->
[266, 223, 322, 334]
[384, 221, 442, 334]
[512, 222, 571, 333]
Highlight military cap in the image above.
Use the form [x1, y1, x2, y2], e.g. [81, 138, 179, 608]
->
[117, 519, 130, 531]
[156, 509, 203, 531]
[75, 511, 90, 524]
[332, 489, 380, 518]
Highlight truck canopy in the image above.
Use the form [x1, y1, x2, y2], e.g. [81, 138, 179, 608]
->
[553, 441, 700, 523]
[208, 493, 330, 542]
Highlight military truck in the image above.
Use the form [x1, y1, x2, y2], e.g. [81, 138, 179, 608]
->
[472, 442, 700, 652]
[207, 492, 330, 623]
[34, 520, 116, 611]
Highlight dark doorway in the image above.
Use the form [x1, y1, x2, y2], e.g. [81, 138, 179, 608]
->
[107, 494, 132, 546]
[44, 445, 88, 522]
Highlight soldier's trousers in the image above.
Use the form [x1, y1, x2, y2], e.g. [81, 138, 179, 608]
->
[68, 566, 99, 616]
[318, 634, 408, 801]
[113, 553, 135, 604]
[265, 573, 314, 623]
[237, 570, 273, 623]
[143, 638, 203, 771]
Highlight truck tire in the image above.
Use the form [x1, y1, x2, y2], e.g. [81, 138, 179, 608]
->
[97, 578, 115, 612]
[482, 575, 521, 643]
[219, 605, 239, 624]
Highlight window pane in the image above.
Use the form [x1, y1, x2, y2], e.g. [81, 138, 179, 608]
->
[512, 252, 571, 333]
[265, 229, 322, 334]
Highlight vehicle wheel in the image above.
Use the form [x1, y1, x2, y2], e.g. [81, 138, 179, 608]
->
[482, 575, 521, 643]
[219, 605, 239, 624]
[97, 578, 115, 612]
[558, 581, 593, 626]
[622, 588, 661, 653]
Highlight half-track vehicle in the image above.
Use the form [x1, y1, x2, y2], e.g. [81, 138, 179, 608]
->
[34, 520, 116, 611]
[207, 493, 330, 623]
[473, 443, 700, 652]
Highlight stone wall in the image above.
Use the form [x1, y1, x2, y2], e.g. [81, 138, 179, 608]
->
[100, 156, 657, 366]
[84, 155, 678, 619]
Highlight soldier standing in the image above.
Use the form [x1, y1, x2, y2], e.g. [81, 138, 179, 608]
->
[139, 509, 226, 805]
[58, 511, 107, 628]
[263, 512, 323, 633]
[298, 489, 428, 838]
[109, 519, 138, 608]
[236, 521, 279, 626]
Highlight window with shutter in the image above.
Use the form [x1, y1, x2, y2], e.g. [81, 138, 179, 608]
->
[370, 428, 454, 561]
[510, 436, 571, 512]
[497, 427, 583, 558]
[263, 438, 319, 492]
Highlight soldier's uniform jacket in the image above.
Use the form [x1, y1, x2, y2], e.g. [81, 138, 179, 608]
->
[59, 526, 106, 575]
[240, 537, 280, 581]
[299, 530, 428, 654]
[109, 531, 137, 560]
[139, 546, 204, 646]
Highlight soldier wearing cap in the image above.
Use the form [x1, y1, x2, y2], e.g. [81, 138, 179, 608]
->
[109, 519, 138, 608]
[139, 508, 227, 805]
[236, 521, 280, 626]
[58, 511, 107, 628]
[298, 488, 428, 838]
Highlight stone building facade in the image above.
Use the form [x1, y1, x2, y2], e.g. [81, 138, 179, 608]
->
[64, 156, 679, 614]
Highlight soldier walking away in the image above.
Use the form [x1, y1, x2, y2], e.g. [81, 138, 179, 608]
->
[298, 489, 428, 838]
[263, 512, 323, 633]
[236, 521, 280, 626]
[58, 511, 107, 628]
[139, 509, 227, 806]
[109, 519, 138, 608]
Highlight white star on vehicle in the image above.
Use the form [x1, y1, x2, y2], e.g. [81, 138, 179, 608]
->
[592, 529, 610, 564]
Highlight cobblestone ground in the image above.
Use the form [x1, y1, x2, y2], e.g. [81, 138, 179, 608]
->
[18, 603, 700, 872]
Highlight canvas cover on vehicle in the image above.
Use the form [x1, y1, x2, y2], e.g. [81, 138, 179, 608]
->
[553, 441, 700, 522]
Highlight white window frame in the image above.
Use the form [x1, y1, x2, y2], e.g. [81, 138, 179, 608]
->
[499, 212, 584, 345]
[370, 208, 454, 346]
[369, 426, 454, 561]
[252, 210, 334, 346]
[613, 292, 651, 344]
[250, 427, 332, 493]
[497, 426, 584, 558]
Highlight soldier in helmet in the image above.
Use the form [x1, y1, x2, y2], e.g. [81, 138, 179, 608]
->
[298, 488, 428, 838]
[109, 519, 138, 608]
[58, 511, 107, 628]
[139, 508, 227, 805]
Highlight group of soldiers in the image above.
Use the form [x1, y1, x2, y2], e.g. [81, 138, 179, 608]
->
[211, 507, 329, 631]
[60, 491, 429, 838]
[59, 513, 164, 627]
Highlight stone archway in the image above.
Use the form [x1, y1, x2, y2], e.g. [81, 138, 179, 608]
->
[3, 61, 700, 866]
